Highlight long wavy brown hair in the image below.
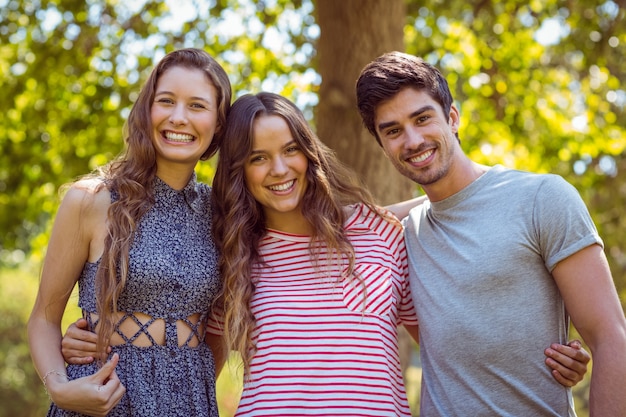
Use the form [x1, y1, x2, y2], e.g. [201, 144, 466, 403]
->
[212, 92, 386, 376]
[92, 48, 231, 354]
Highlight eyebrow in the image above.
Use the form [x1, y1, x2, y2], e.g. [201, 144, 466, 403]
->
[377, 105, 436, 132]
[249, 140, 298, 156]
[155, 91, 212, 104]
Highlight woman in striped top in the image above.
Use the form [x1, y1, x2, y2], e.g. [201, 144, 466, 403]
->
[211, 92, 420, 416]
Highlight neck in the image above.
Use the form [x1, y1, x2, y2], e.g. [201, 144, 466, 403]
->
[266, 212, 313, 236]
[423, 158, 489, 202]
[155, 165, 196, 190]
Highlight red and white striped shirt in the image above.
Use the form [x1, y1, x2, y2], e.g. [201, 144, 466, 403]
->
[234, 204, 417, 416]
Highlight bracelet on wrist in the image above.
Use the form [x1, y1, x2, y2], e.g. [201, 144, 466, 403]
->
[42, 370, 68, 399]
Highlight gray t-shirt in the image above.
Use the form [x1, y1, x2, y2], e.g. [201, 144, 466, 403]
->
[404, 165, 601, 416]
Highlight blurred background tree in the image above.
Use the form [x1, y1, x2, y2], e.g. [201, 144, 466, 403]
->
[1, 0, 624, 415]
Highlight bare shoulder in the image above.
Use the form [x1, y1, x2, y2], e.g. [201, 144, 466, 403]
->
[61, 178, 110, 218]
[68, 177, 106, 194]
[57, 178, 111, 262]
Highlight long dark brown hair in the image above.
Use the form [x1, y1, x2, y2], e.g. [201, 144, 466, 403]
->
[93, 48, 231, 353]
[212, 92, 385, 376]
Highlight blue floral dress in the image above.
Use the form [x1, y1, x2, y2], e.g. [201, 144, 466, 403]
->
[48, 175, 221, 417]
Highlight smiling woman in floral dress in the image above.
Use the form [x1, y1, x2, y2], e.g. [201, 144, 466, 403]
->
[27, 48, 231, 417]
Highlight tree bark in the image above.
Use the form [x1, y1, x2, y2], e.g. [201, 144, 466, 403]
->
[315, 0, 416, 206]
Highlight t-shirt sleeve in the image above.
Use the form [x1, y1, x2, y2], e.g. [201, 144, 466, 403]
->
[395, 231, 419, 327]
[533, 174, 603, 272]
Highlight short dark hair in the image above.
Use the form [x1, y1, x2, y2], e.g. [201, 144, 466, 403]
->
[356, 51, 454, 146]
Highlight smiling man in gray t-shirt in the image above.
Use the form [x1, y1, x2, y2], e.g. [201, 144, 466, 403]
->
[356, 51, 626, 416]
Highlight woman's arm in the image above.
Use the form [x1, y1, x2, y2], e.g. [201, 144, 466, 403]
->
[27, 184, 125, 415]
[384, 195, 428, 220]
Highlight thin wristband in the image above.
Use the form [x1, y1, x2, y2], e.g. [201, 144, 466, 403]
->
[42, 370, 68, 387]
[42, 370, 68, 400]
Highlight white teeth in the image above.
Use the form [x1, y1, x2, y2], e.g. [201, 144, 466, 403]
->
[165, 132, 194, 142]
[268, 180, 294, 191]
[409, 149, 434, 163]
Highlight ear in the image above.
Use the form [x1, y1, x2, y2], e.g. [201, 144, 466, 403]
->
[448, 104, 460, 134]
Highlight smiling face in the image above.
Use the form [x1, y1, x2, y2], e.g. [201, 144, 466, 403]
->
[244, 114, 309, 231]
[375, 87, 461, 188]
[150, 66, 219, 173]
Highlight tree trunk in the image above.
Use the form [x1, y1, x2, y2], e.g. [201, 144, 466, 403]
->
[315, 0, 415, 206]
[315, 0, 416, 386]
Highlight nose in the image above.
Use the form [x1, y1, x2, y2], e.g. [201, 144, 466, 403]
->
[404, 126, 425, 149]
[169, 104, 188, 125]
[270, 156, 289, 177]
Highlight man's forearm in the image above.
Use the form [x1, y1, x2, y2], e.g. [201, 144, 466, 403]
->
[588, 339, 626, 416]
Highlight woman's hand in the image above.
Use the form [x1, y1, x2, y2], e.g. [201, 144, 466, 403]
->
[545, 339, 590, 387]
[62, 318, 110, 364]
[47, 353, 125, 417]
